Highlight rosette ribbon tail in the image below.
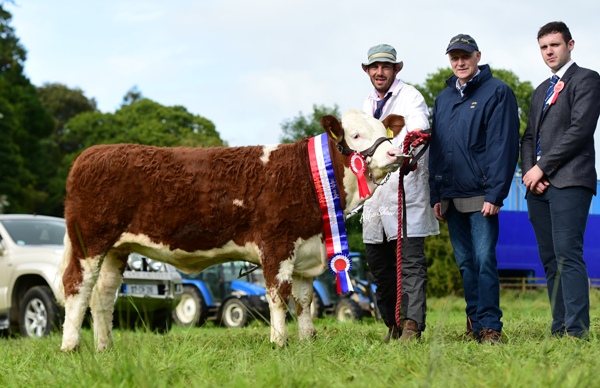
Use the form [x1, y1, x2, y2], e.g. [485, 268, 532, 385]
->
[335, 269, 354, 294]
[350, 152, 371, 199]
[356, 171, 370, 199]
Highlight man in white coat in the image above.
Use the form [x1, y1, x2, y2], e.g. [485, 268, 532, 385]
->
[361, 44, 439, 341]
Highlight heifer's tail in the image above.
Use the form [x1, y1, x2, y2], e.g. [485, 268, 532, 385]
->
[56, 229, 73, 306]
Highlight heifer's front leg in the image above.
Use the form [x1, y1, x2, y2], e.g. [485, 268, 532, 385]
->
[90, 251, 125, 351]
[61, 256, 102, 352]
[292, 275, 316, 340]
[265, 282, 292, 347]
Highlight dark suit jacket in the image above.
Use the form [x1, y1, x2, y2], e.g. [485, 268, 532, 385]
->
[521, 63, 600, 194]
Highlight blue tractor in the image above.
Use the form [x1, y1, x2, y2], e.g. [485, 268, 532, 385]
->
[172, 261, 270, 328]
[173, 254, 379, 327]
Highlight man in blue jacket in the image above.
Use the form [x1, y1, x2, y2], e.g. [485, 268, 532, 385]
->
[429, 34, 520, 344]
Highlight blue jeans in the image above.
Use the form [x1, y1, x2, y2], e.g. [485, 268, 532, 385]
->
[526, 185, 593, 338]
[447, 203, 503, 333]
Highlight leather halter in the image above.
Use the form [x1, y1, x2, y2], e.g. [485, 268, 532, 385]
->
[335, 136, 392, 158]
[335, 135, 395, 188]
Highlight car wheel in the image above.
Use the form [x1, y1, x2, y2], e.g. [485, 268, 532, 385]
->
[172, 285, 208, 327]
[220, 298, 249, 328]
[19, 286, 61, 338]
[334, 298, 363, 322]
[310, 291, 325, 319]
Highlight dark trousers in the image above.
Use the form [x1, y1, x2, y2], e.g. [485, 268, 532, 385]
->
[365, 237, 427, 331]
[527, 185, 593, 338]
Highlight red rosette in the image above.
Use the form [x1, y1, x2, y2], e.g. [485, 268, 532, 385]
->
[554, 81, 564, 93]
[550, 81, 564, 105]
[328, 254, 354, 294]
[349, 152, 371, 198]
[328, 253, 352, 274]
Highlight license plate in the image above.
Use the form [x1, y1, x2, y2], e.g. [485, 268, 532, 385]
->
[124, 284, 159, 295]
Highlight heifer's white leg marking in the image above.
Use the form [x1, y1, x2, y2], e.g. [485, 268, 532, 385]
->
[266, 286, 289, 347]
[56, 233, 73, 306]
[90, 252, 123, 351]
[292, 275, 316, 340]
[264, 258, 296, 346]
[60, 257, 102, 352]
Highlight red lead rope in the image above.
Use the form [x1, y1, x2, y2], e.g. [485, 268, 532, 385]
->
[395, 131, 431, 329]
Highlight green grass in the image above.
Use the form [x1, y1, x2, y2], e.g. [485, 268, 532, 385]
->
[3, 289, 600, 387]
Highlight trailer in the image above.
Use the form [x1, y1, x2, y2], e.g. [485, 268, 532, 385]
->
[496, 176, 600, 287]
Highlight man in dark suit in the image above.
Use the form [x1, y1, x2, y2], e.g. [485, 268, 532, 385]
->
[521, 21, 600, 339]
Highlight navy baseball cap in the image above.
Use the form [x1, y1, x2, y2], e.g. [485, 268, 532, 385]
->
[445, 34, 479, 54]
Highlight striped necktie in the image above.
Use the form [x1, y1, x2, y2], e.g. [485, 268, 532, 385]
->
[543, 75, 560, 112]
[374, 92, 392, 119]
[537, 75, 560, 159]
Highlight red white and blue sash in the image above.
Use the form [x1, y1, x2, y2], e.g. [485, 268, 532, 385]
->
[308, 133, 354, 294]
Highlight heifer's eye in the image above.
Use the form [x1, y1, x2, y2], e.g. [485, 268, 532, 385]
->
[351, 133, 360, 140]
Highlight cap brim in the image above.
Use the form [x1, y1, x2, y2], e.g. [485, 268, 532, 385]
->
[445, 44, 476, 54]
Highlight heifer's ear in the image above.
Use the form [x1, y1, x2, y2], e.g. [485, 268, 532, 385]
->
[320, 115, 343, 141]
[382, 114, 405, 138]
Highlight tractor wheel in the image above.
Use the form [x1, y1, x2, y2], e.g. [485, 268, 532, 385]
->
[334, 298, 363, 322]
[172, 285, 208, 327]
[220, 298, 249, 328]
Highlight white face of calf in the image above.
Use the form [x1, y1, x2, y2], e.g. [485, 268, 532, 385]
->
[341, 109, 403, 181]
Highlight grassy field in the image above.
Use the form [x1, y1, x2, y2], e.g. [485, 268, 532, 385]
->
[2, 289, 600, 388]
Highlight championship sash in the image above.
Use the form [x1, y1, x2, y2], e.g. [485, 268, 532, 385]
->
[308, 134, 354, 294]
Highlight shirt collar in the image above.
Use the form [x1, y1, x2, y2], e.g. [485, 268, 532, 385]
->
[455, 69, 481, 97]
[553, 59, 574, 79]
[456, 69, 481, 90]
[371, 78, 401, 100]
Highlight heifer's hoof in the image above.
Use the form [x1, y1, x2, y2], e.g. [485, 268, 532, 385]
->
[299, 329, 317, 341]
[96, 342, 113, 352]
[271, 341, 288, 349]
[60, 343, 79, 352]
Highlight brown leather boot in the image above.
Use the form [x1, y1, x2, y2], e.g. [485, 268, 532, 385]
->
[399, 319, 421, 342]
[479, 329, 502, 344]
[384, 325, 401, 343]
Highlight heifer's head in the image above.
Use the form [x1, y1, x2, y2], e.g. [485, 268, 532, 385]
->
[320, 109, 405, 205]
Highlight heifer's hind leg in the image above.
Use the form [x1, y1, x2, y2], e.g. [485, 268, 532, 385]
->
[292, 275, 316, 340]
[61, 256, 102, 352]
[90, 250, 126, 351]
[265, 281, 292, 347]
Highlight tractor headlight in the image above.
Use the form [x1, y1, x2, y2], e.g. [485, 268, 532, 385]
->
[147, 259, 164, 272]
[127, 253, 164, 272]
[128, 253, 144, 271]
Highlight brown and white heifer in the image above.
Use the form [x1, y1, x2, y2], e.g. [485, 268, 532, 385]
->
[58, 109, 405, 351]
